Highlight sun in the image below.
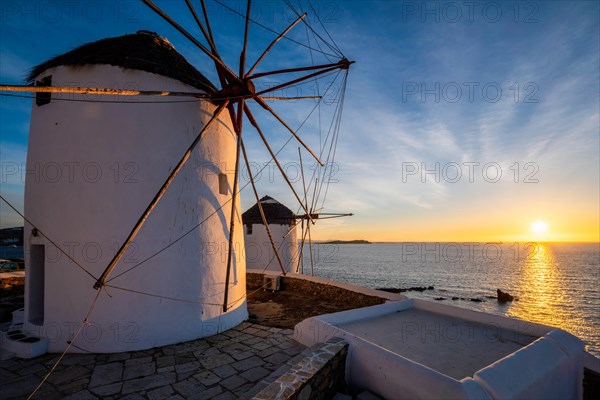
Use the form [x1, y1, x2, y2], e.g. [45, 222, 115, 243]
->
[531, 221, 548, 234]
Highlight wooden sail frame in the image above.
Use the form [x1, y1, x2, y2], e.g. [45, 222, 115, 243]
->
[0, 0, 353, 310]
[134, 0, 354, 310]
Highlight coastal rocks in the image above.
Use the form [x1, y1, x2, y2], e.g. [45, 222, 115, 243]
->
[376, 286, 434, 293]
[446, 296, 485, 302]
[497, 289, 515, 303]
[448, 297, 485, 302]
[376, 287, 489, 303]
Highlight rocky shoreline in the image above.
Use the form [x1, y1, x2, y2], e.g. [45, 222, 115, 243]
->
[377, 286, 434, 293]
[377, 286, 517, 304]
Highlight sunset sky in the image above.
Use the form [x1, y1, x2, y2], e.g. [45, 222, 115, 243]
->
[1, 1, 598, 243]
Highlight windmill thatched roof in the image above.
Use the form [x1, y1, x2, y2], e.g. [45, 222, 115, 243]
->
[242, 196, 296, 226]
[27, 30, 216, 94]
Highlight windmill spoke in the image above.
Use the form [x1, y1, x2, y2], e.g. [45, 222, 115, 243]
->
[94, 102, 229, 290]
[214, 0, 339, 58]
[307, 219, 314, 276]
[196, 0, 233, 90]
[310, 177, 319, 217]
[185, 0, 219, 57]
[141, 0, 238, 83]
[253, 96, 323, 166]
[297, 218, 305, 273]
[240, 0, 252, 77]
[200, 0, 218, 53]
[298, 147, 310, 218]
[240, 140, 287, 275]
[247, 59, 352, 80]
[306, 213, 353, 220]
[227, 102, 239, 134]
[0, 84, 211, 98]
[298, 218, 310, 274]
[235, 99, 244, 133]
[284, 218, 303, 238]
[299, 146, 314, 276]
[246, 12, 307, 77]
[254, 66, 340, 97]
[283, 0, 344, 58]
[261, 95, 321, 101]
[223, 99, 244, 312]
[243, 104, 314, 221]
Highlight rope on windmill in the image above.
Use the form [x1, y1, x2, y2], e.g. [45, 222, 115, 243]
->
[0, 195, 98, 281]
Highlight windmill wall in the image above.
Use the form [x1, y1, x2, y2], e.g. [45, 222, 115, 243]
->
[244, 222, 299, 273]
[23, 64, 247, 353]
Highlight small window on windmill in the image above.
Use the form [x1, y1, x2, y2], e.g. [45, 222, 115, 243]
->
[218, 173, 228, 195]
[246, 224, 252, 235]
[36, 76, 52, 106]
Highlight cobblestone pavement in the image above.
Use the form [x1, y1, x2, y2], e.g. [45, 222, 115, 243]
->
[0, 322, 306, 400]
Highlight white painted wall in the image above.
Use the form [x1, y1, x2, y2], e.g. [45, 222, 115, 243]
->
[295, 299, 585, 400]
[474, 330, 584, 400]
[244, 223, 298, 273]
[23, 64, 247, 352]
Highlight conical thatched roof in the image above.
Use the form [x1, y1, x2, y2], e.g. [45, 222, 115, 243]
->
[27, 30, 216, 93]
[242, 196, 296, 226]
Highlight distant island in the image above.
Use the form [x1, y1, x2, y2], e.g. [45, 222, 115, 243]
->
[322, 240, 371, 244]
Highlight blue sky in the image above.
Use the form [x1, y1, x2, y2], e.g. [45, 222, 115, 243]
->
[1, 1, 599, 242]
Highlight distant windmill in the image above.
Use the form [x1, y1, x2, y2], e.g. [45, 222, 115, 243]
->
[242, 195, 299, 274]
[242, 191, 352, 276]
[0, 0, 352, 354]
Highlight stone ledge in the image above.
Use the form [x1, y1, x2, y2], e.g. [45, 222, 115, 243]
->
[251, 337, 348, 400]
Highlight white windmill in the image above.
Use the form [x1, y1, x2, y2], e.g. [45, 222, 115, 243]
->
[242, 195, 299, 274]
[0, 0, 352, 355]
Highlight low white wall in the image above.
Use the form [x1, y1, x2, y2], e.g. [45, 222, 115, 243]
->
[474, 332, 583, 399]
[295, 300, 585, 400]
[349, 338, 491, 400]
[294, 303, 491, 400]
[584, 351, 600, 373]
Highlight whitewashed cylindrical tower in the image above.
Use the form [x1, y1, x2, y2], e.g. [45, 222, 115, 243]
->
[22, 31, 247, 353]
[242, 196, 298, 273]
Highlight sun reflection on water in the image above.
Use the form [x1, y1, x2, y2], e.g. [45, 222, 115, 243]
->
[507, 243, 571, 331]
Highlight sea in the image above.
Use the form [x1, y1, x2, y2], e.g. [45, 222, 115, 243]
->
[303, 242, 600, 358]
[2, 242, 599, 357]
[0, 246, 23, 261]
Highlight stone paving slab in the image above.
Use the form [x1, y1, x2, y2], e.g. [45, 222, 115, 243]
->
[0, 323, 305, 400]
